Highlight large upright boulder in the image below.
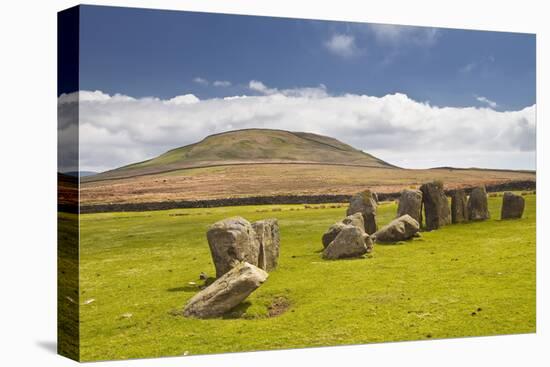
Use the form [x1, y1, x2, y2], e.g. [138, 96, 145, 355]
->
[373, 214, 420, 243]
[501, 192, 525, 219]
[206, 217, 260, 278]
[252, 219, 280, 272]
[450, 189, 468, 223]
[467, 186, 490, 221]
[347, 190, 377, 234]
[397, 189, 422, 224]
[183, 262, 268, 318]
[420, 181, 451, 230]
[323, 225, 372, 260]
[321, 213, 365, 249]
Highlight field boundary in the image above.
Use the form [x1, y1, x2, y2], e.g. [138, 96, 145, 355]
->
[78, 180, 535, 214]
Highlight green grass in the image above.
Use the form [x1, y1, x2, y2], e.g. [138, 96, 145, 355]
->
[76, 194, 536, 361]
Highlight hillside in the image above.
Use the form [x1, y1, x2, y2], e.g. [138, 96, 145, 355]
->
[80, 128, 535, 207]
[84, 129, 394, 182]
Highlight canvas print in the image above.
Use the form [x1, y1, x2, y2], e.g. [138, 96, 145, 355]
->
[58, 5, 536, 362]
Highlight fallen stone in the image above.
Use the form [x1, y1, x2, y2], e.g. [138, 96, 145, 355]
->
[252, 219, 280, 272]
[397, 189, 423, 224]
[420, 181, 451, 230]
[183, 262, 268, 318]
[373, 214, 420, 243]
[467, 186, 490, 221]
[501, 192, 525, 219]
[206, 217, 260, 278]
[323, 225, 372, 259]
[451, 189, 468, 223]
[347, 190, 378, 234]
[321, 213, 365, 249]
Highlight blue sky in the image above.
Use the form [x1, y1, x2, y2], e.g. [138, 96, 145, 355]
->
[60, 5, 536, 172]
[79, 5, 535, 111]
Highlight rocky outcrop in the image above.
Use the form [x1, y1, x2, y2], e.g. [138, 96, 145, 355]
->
[252, 219, 280, 272]
[206, 217, 260, 278]
[450, 189, 468, 223]
[397, 189, 422, 224]
[323, 225, 372, 260]
[467, 186, 490, 221]
[420, 181, 451, 230]
[501, 192, 525, 219]
[373, 214, 420, 243]
[183, 262, 268, 318]
[347, 190, 377, 234]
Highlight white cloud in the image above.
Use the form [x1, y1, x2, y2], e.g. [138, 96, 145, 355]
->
[475, 95, 498, 109]
[60, 87, 535, 172]
[192, 77, 209, 86]
[165, 94, 200, 105]
[369, 24, 440, 47]
[213, 80, 232, 87]
[324, 34, 359, 58]
[249, 80, 328, 98]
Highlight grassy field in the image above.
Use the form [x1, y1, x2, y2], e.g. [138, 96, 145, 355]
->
[75, 194, 536, 361]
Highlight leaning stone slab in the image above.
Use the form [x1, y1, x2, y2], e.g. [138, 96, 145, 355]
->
[467, 186, 490, 221]
[206, 217, 260, 278]
[501, 192, 525, 219]
[252, 219, 280, 272]
[451, 189, 469, 223]
[397, 189, 423, 224]
[373, 214, 420, 243]
[420, 181, 451, 230]
[183, 262, 268, 319]
[323, 225, 372, 260]
[321, 213, 365, 249]
[347, 190, 378, 234]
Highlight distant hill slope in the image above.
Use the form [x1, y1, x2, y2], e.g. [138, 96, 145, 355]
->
[84, 129, 395, 182]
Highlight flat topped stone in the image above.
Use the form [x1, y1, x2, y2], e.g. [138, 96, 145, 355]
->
[183, 262, 268, 319]
[252, 218, 280, 272]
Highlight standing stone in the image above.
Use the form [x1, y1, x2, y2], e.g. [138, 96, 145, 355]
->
[321, 213, 365, 249]
[467, 186, 490, 221]
[252, 219, 280, 272]
[501, 192, 525, 219]
[397, 189, 423, 224]
[183, 262, 268, 318]
[450, 189, 469, 223]
[347, 190, 377, 234]
[420, 181, 451, 230]
[206, 217, 259, 278]
[373, 214, 420, 243]
[323, 225, 372, 260]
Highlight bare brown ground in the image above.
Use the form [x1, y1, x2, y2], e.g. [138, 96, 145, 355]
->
[79, 163, 535, 206]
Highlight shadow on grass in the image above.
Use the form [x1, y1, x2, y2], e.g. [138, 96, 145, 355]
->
[222, 302, 252, 319]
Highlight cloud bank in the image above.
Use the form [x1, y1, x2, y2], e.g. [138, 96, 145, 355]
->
[58, 85, 536, 172]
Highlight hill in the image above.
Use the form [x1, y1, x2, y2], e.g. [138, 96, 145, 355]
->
[84, 129, 394, 182]
[80, 129, 535, 208]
